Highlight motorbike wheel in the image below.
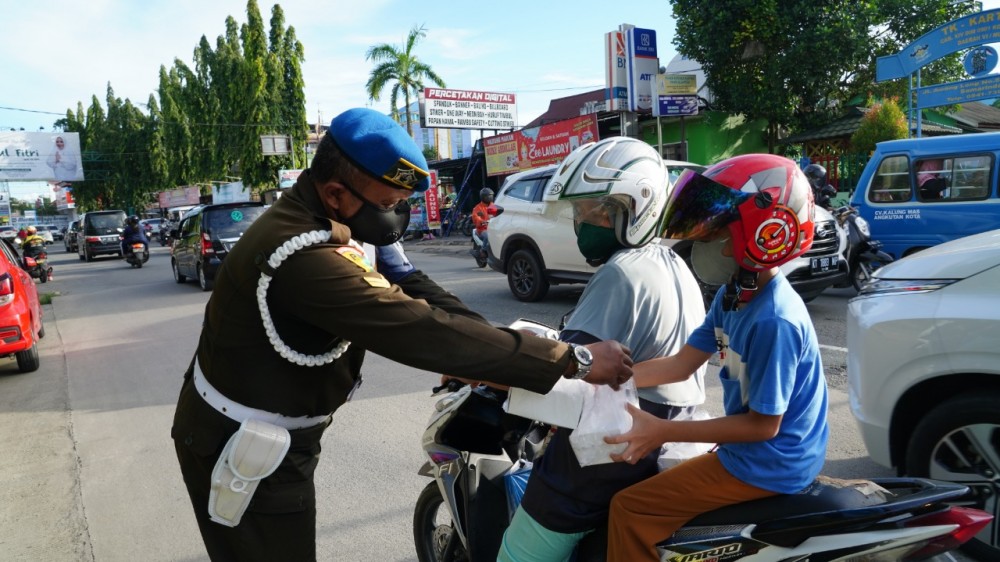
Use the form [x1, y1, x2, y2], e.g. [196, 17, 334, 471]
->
[39, 271, 47, 283]
[905, 392, 1000, 559]
[474, 252, 488, 268]
[850, 260, 873, 292]
[413, 482, 468, 562]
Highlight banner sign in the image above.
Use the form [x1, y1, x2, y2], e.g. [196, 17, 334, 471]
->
[482, 115, 599, 177]
[625, 27, 658, 112]
[421, 88, 517, 130]
[0, 132, 85, 182]
[425, 171, 441, 229]
[158, 186, 201, 208]
[877, 9, 1000, 82]
[278, 169, 302, 189]
[212, 181, 250, 204]
[54, 184, 76, 211]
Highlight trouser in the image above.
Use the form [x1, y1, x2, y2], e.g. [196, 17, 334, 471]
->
[607, 452, 776, 562]
[171, 376, 330, 561]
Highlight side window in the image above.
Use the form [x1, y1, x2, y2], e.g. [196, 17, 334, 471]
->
[925, 154, 993, 202]
[503, 178, 542, 202]
[869, 156, 912, 203]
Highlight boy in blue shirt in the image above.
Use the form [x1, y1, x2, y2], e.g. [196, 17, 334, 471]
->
[605, 154, 830, 561]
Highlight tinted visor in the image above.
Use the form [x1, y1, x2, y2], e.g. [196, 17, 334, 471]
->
[572, 196, 626, 235]
[661, 169, 752, 240]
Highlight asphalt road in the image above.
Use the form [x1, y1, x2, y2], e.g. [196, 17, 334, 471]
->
[0, 242, 977, 561]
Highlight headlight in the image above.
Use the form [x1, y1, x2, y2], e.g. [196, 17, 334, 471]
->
[856, 278, 958, 298]
[854, 216, 871, 238]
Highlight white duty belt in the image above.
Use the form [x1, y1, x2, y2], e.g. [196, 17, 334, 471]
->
[193, 360, 330, 430]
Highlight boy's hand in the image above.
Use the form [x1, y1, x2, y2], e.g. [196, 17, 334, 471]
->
[605, 403, 664, 464]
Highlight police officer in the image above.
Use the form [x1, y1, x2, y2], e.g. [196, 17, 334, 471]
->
[171, 107, 633, 561]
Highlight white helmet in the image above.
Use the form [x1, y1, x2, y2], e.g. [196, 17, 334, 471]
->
[543, 137, 668, 248]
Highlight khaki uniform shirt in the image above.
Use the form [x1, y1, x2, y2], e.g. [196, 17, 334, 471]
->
[196, 170, 572, 417]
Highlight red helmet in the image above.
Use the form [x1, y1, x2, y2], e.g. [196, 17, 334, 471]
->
[661, 153, 814, 271]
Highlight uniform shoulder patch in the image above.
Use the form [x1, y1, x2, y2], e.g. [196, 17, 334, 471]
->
[335, 246, 374, 272]
[363, 275, 390, 288]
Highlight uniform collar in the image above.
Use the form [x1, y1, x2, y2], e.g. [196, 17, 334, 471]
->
[284, 169, 352, 244]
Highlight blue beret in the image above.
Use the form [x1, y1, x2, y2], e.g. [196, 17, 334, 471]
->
[328, 108, 430, 192]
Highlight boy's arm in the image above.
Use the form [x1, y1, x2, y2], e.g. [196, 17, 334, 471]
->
[606, 405, 782, 463]
[633, 344, 711, 388]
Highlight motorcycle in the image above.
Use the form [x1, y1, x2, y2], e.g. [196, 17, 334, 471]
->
[832, 204, 894, 291]
[21, 244, 52, 284]
[123, 240, 149, 268]
[158, 225, 173, 247]
[468, 207, 502, 268]
[413, 324, 992, 562]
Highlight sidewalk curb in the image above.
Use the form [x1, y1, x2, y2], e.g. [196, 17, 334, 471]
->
[402, 238, 471, 256]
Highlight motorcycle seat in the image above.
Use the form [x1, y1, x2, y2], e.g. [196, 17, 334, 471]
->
[686, 476, 888, 528]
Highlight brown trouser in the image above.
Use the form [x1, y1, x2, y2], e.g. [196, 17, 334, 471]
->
[607, 452, 776, 562]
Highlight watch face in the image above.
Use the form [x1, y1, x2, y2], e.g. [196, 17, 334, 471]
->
[574, 344, 593, 366]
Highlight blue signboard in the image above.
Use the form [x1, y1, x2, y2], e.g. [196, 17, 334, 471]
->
[915, 72, 1000, 109]
[654, 95, 699, 117]
[877, 9, 1000, 82]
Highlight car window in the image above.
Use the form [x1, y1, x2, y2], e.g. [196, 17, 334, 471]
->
[869, 156, 912, 202]
[204, 206, 266, 238]
[503, 177, 547, 202]
[86, 213, 126, 234]
[915, 154, 992, 202]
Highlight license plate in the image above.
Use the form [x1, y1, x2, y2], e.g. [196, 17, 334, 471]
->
[810, 257, 833, 274]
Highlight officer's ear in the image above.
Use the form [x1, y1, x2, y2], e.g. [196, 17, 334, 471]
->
[317, 181, 349, 218]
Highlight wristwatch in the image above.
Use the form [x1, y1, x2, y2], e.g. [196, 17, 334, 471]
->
[567, 344, 594, 380]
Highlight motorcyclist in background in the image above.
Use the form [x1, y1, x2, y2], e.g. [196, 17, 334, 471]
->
[470, 187, 497, 258]
[20, 226, 47, 259]
[803, 164, 837, 210]
[121, 215, 149, 255]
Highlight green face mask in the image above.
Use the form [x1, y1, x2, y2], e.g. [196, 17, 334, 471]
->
[576, 223, 623, 265]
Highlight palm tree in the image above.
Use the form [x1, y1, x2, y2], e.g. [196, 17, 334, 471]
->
[365, 24, 446, 138]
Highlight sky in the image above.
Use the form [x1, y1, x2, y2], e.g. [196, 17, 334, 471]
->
[2, 0, 999, 201]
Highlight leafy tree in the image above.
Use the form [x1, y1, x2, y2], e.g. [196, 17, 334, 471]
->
[851, 97, 908, 155]
[365, 24, 446, 137]
[670, 0, 978, 151]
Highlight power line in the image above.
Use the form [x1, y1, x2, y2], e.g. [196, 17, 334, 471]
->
[0, 105, 66, 116]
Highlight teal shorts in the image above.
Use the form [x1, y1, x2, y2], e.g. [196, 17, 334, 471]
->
[498, 507, 590, 562]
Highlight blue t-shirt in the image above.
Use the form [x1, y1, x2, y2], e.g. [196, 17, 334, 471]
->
[687, 274, 829, 494]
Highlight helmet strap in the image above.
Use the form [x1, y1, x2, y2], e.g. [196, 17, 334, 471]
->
[722, 268, 759, 312]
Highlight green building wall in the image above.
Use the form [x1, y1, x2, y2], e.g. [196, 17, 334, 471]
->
[639, 110, 770, 165]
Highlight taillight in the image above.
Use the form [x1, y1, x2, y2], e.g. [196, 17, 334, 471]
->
[201, 232, 214, 256]
[0, 273, 14, 306]
[901, 506, 993, 560]
[85, 236, 101, 243]
[24, 257, 37, 267]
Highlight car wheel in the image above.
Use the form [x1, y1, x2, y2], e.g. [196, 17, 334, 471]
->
[84, 247, 93, 262]
[507, 249, 549, 302]
[198, 265, 213, 291]
[905, 392, 1000, 559]
[172, 260, 187, 284]
[16, 343, 40, 373]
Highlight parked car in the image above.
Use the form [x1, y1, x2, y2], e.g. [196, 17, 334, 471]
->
[171, 201, 267, 291]
[846, 228, 1000, 558]
[487, 159, 848, 302]
[77, 210, 127, 262]
[64, 220, 81, 253]
[0, 238, 44, 372]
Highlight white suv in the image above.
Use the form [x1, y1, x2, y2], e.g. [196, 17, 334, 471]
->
[847, 229, 1000, 558]
[488, 161, 848, 302]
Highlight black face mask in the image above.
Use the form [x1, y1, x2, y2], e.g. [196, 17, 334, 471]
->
[339, 181, 411, 246]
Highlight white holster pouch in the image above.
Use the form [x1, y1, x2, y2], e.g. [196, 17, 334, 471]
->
[208, 419, 291, 527]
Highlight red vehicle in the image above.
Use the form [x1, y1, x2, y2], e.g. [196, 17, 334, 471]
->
[0, 240, 44, 372]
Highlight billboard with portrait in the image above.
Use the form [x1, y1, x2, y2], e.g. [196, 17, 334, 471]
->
[0, 132, 85, 182]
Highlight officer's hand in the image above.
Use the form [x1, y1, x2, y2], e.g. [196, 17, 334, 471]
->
[580, 340, 633, 390]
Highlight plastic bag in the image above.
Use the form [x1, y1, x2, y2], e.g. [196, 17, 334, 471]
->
[569, 380, 639, 467]
[656, 408, 716, 472]
[503, 460, 533, 520]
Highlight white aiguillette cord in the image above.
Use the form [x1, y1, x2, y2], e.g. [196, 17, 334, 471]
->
[257, 230, 351, 366]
